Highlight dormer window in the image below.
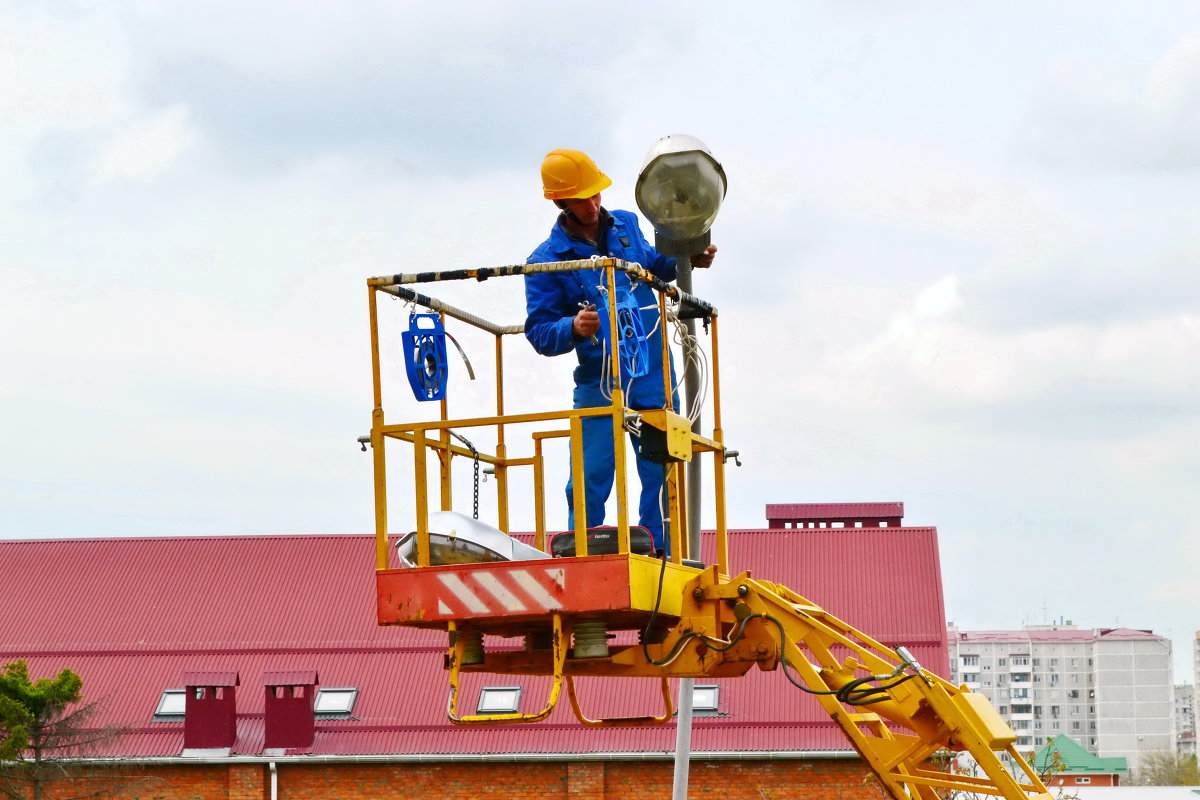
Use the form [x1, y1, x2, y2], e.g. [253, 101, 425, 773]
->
[153, 689, 186, 720]
[477, 687, 521, 715]
[692, 685, 720, 716]
[314, 687, 358, 718]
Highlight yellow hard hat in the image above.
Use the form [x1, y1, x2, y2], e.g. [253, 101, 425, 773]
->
[540, 149, 612, 200]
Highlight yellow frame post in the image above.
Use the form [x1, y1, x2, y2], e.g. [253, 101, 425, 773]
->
[604, 263, 631, 554]
[708, 314, 729, 575]
[368, 286, 390, 571]
[494, 333, 510, 532]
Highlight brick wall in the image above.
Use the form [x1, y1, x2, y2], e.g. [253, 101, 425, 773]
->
[37, 758, 878, 800]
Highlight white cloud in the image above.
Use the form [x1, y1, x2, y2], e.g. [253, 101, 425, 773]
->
[93, 105, 198, 180]
[1026, 26, 1200, 170]
[0, 10, 132, 135]
[1146, 32, 1200, 115]
[913, 275, 961, 319]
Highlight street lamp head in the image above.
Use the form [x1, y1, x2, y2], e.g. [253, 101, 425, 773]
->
[635, 134, 727, 258]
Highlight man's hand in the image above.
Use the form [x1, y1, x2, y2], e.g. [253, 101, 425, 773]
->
[573, 306, 600, 339]
[690, 244, 718, 269]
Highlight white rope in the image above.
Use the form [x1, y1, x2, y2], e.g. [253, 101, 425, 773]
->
[668, 302, 709, 426]
[589, 282, 710, 426]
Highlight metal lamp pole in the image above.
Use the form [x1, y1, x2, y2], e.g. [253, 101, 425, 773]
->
[634, 134, 726, 800]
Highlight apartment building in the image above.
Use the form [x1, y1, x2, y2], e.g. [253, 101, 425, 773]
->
[1175, 683, 1195, 756]
[946, 623, 1174, 770]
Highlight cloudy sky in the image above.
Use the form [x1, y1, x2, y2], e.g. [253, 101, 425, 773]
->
[3, 2, 1198, 677]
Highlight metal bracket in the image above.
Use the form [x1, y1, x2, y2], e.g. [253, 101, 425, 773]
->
[446, 615, 566, 725]
[566, 675, 674, 728]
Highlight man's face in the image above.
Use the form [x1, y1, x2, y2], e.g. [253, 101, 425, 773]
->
[561, 193, 601, 227]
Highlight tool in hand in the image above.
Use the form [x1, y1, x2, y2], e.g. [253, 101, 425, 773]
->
[578, 302, 599, 345]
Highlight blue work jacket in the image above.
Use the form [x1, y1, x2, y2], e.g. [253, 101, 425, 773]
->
[524, 209, 676, 393]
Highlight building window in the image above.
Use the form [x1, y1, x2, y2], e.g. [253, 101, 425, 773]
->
[999, 658, 1007, 667]
[963, 673, 980, 683]
[153, 689, 186, 720]
[691, 685, 720, 715]
[1075, 778, 1091, 785]
[999, 706, 1008, 714]
[314, 687, 359, 718]
[1068, 690, 1080, 699]
[1051, 722, 1060, 731]
[477, 687, 521, 715]
[1072, 722, 1081, 731]
[962, 656, 979, 666]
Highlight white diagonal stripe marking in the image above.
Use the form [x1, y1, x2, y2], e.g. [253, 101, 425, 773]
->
[510, 569, 563, 609]
[473, 572, 528, 613]
[438, 573, 489, 614]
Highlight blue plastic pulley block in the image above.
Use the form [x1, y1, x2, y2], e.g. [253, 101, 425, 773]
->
[402, 313, 449, 401]
[597, 287, 650, 379]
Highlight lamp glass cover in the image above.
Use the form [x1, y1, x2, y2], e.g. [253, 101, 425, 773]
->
[636, 151, 726, 240]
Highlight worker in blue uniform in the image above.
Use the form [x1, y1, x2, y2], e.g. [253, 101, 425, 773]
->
[524, 149, 716, 554]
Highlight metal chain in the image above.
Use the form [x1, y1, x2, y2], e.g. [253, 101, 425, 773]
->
[472, 453, 480, 520]
[447, 429, 480, 520]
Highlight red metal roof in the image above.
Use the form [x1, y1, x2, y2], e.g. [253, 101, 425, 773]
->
[0, 522, 949, 759]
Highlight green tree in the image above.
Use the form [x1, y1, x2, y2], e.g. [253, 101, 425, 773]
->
[0, 660, 146, 800]
[1133, 751, 1200, 786]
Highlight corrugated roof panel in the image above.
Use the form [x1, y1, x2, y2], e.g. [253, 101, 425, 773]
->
[706, 528, 949, 674]
[0, 535, 437, 651]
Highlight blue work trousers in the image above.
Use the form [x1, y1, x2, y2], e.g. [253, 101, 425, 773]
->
[566, 381, 677, 555]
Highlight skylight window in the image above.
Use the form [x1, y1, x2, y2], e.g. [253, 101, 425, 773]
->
[153, 689, 186, 720]
[477, 687, 521, 715]
[691, 684, 720, 715]
[314, 687, 358, 717]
